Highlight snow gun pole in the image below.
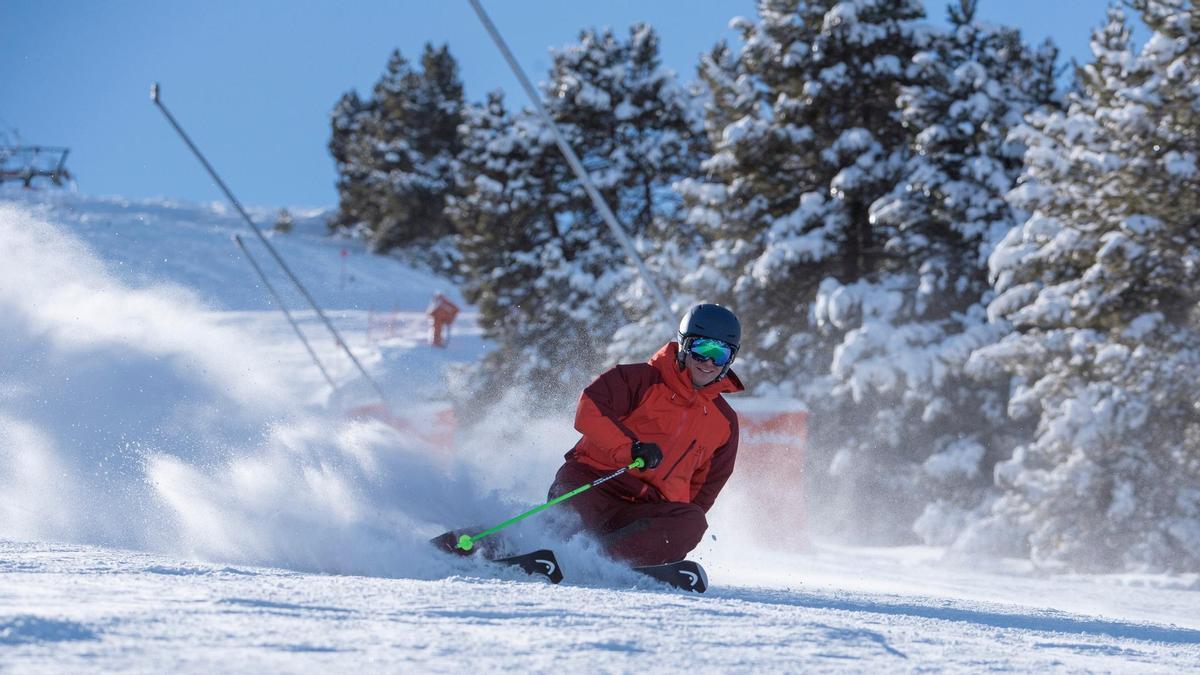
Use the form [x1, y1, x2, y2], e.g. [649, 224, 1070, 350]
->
[150, 83, 390, 407]
[233, 234, 338, 392]
[455, 458, 645, 552]
[466, 0, 676, 333]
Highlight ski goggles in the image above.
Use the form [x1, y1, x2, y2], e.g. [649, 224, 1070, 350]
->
[684, 337, 735, 367]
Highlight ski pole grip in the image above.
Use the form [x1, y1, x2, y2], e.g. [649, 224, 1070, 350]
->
[630, 457, 645, 469]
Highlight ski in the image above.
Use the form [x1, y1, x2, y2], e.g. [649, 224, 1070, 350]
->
[634, 559, 708, 593]
[492, 549, 564, 584]
[431, 532, 563, 584]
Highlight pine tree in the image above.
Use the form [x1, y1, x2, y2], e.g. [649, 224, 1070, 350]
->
[677, 0, 927, 540]
[971, 1, 1200, 572]
[804, 0, 1060, 545]
[328, 90, 376, 236]
[448, 92, 569, 398]
[678, 0, 925, 384]
[574, 25, 713, 362]
[452, 25, 703, 403]
[329, 44, 464, 255]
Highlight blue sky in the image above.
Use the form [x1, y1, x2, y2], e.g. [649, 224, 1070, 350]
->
[2, 1, 1126, 208]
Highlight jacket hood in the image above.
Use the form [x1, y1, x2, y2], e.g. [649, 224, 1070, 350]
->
[649, 341, 744, 399]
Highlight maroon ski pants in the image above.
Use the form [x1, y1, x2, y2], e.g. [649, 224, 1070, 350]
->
[548, 460, 707, 567]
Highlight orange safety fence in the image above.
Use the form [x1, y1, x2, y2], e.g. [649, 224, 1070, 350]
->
[366, 310, 401, 343]
[347, 395, 808, 544]
[730, 398, 809, 545]
[345, 402, 458, 454]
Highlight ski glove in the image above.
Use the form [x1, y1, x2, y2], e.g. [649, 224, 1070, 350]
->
[631, 441, 663, 470]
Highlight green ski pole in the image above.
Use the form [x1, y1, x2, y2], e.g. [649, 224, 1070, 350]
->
[455, 458, 646, 552]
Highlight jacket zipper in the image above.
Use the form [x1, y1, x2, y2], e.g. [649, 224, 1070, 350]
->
[661, 439, 697, 481]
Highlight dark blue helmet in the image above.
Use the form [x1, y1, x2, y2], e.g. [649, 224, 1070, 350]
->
[677, 304, 741, 378]
[678, 303, 741, 347]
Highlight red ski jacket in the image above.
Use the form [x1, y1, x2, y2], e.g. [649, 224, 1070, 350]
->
[566, 341, 743, 510]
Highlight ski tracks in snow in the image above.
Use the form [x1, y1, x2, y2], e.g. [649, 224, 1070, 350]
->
[2, 540, 1198, 672]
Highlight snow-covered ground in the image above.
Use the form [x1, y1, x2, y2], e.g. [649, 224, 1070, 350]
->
[2, 190, 1199, 671]
[5, 539, 1200, 672]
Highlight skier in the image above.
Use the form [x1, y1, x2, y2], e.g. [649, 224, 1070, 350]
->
[548, 303, 744, 567]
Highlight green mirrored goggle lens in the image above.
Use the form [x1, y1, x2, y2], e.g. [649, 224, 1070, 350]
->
[687, 337, 733, 367]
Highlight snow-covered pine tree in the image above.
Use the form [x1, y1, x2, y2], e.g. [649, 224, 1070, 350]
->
[541, 24, 707, 369]
[452, 25, 703, 403]
[600, 29, 711, 362]
[447, 92, 573, 401]
[602, 41, 752, 362]
[677, 0, 926, 540]
[807, 1, 1059, 544]
[677, 0, 924, 383]
[328, 90, 376, 236]
[329, 45, 464, 255]
[545, 25, 700, 239]
[332, 50, 416, 242]
[371, 44, 463, 253]
[969, 1, 1200, 572]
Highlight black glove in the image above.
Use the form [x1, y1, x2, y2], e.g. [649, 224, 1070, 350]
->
[631, 441, 663, 470]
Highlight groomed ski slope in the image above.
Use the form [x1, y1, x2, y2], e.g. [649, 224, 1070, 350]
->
[4, 540, 1199, 672]
[1, 192, 1198, 672]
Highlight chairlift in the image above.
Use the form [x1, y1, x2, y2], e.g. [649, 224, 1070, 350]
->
[0, 145, 74, 188]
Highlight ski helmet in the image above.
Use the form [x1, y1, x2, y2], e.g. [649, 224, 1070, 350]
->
[676, 303, 741, 378]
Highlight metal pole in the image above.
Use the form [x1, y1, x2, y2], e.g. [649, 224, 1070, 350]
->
[233, 234, 338, 392]
[466, 0, 676, 331]
[150, 82, 390, 406]
[453, 458, 645, 551]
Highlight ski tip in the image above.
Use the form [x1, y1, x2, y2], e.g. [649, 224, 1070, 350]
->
[493, 549, 564, 584]
[693, 563, 709, 593]
[634, 560, 708, 593]
[673, 562, 707, 593]
[533, 551, 564, 585]
[430, 531, 476, 557]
